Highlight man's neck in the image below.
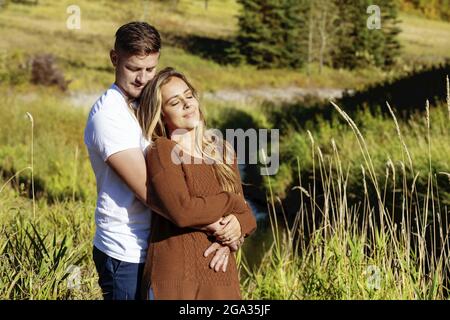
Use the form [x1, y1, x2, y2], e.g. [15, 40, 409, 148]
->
[114, 82, 133, 103]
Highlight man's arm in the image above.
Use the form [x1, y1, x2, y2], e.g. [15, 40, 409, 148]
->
[107, 148, 244, 272]
[106, 148, 237, 229]
[106, 148, 148, 202]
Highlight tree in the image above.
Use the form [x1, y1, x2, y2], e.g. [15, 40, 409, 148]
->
[332, 0, 369, 69]
[234, 0, 308, 69]
[308, 0, 339, 73]
[282, 0, 310, 68]
[231, 0, 401, 70]
[331, 0, 401, 69]
[379, 0, 402, 66]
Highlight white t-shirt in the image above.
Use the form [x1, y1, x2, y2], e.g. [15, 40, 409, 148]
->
[84, 83, 151, 263]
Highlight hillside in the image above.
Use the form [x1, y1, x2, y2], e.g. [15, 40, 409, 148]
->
[0, 0, 449, 94]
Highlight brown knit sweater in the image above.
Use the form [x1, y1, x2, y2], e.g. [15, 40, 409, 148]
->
[141, 137, 257, 300]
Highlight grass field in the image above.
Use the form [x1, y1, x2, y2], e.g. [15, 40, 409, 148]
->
[1, 0, 450, 300]
[398, 13, 450, 66]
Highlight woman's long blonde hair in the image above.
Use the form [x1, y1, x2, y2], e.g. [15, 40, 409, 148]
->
[137, 67, 239, 194]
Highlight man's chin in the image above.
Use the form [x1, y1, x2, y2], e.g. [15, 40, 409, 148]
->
[136, 87, 146, 96]
[127, 88, 142, 99]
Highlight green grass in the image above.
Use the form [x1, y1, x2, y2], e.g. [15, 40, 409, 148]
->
[398, 13, 450, 66]
[265, 101, 450, 201]
[145, 0, 240, 38]
[0, 86, 95, 202]
[0, 183, 101, 299]
[241, 101, 450, 300]
[2, 96, 449, 298]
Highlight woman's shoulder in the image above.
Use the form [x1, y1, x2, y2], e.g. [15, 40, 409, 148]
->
[153, 137, 178, 150]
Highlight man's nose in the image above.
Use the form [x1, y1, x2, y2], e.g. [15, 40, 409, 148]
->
[136, 70, 145, 84]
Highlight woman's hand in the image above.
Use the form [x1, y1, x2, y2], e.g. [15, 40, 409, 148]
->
[203, 242, 231, 272]
[213, 214, 242, 245]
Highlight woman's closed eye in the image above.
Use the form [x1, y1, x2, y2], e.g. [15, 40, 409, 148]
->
[169, 99, 180, 107]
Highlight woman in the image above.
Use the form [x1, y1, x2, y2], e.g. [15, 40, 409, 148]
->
[137, 67, 257, 300]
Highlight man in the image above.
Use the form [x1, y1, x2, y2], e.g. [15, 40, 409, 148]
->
[84, 22, 242, 300]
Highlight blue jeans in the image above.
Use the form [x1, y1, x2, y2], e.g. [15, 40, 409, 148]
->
[92, 246, 145, 300]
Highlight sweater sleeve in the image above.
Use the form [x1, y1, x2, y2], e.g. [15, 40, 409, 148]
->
[230, 158, 257, 237]
[146, 138, 243, 229]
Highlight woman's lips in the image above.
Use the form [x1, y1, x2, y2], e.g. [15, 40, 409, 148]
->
[183, 111, 196, 118]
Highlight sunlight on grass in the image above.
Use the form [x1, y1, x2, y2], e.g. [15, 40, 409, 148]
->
[241, 95, 450, 299]
[398, 13, 450, 65]
[1, 0, 450, 300]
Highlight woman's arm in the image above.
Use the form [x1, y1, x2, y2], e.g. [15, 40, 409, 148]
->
[146, 138, 247, 229]
[210, 153, 257, 246]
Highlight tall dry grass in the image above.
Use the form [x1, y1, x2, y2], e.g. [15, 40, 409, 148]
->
[241, 82, 450, 299]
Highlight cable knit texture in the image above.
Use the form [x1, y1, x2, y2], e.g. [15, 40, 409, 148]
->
[141, 137, 257, 300]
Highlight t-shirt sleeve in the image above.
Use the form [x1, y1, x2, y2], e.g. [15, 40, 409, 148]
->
[87, 110, 141, 161]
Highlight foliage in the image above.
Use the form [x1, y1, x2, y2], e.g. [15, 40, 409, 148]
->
[30, 54, 69, 91]
[233, 0, 402, 70]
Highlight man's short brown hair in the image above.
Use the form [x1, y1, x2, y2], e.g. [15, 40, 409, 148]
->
[114, 21, 161, 55]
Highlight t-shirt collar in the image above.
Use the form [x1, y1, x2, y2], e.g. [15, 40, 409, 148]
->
[111, 83, 139, 110]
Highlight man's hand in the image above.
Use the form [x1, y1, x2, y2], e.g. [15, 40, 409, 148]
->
[201, 217, 224, 235]
[213, 214, 242, 245]
[204, 242, 231, 272]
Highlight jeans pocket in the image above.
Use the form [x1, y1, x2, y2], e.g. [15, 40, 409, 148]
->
[93, 246, 107, 275]
[109, 256, 122, 275]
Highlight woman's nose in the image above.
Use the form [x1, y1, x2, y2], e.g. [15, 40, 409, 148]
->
[182, 98, 190, 109]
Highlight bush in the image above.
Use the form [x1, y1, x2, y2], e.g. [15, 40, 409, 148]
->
[30, 54, 70, 91]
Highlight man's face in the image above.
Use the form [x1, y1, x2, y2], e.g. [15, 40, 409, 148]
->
[111, 50, 159, 100]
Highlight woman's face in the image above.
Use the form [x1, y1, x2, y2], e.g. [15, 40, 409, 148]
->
[161, 76, 200, 134]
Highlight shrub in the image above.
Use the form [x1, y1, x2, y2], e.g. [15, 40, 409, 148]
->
[30, 54, 70, 91]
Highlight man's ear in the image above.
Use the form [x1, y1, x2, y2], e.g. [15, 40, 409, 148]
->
[110, 49, 118, 68]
